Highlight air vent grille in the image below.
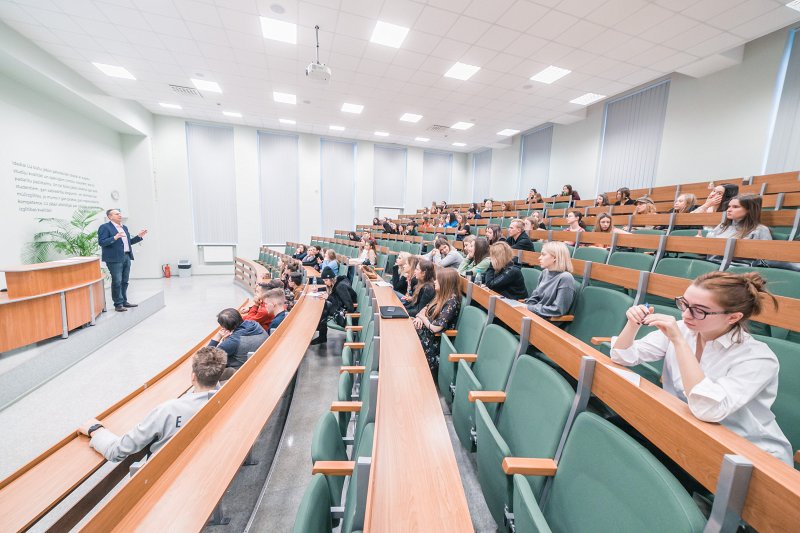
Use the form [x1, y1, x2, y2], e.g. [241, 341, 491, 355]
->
[426, 124, 450, 132]
[169, 85, 203, 97]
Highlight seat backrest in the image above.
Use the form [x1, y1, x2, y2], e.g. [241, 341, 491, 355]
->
[292, 474, 333, 533]
[566, 286, 633, 344]
[520, 267, 541, 296]
[473, 324, 519, 392]
[499, 356, 575, 497]
[654, 257, 718, 280]
[632, 228, 665, 236]
[342, 422, 375, 533]
[573, 246, 609, 264]
[756, 335, 800, 461]
[608, 251, 655, 272]
[728, 266, 800, 299]
[311, 413, 348, 504]
[454, 305, 487, 354]
[543, 412, 706, 533]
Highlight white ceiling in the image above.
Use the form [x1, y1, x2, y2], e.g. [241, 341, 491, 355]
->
[2, 0, 799, 152]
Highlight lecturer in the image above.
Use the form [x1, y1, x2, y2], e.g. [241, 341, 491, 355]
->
[98, 209, 148, 312]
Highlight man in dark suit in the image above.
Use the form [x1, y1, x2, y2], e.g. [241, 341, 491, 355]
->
[98, 209, 147, 312]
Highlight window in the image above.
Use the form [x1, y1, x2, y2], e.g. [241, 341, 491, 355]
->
[186, 122, 237, 244]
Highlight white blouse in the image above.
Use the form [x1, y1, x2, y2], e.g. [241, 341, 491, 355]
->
[611, 322, 792, 465]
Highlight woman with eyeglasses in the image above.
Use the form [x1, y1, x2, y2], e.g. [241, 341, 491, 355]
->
[610, 271, 792, 465]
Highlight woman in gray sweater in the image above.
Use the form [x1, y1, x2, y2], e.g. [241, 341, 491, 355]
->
[525, 241, 577, 318]
[426, 237, 464, 268]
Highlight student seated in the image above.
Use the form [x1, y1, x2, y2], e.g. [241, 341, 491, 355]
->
[564, 210, 586, 232]
[444, 212, 458, 228]
[79, 346, 227, 462]
[693, 183, 739, 214]
[347, 231, 360, 242]
[614, 187, 635, 206]
[593, 213, 629, 235]
[457, 236, 491, 277]
[484, 241, 528, 300]
[288, 272, 304, 303]
[610, 271, 792, 465]
[313, 266, 356, 345]
[391, 251, 412, 295]
[706, 195, 772, 265]
[320, 248, 339, 277]
[425, 237, 463, 268]
[353, 240, 378, 266]
[209, 308, 268, 370]
[292, 244, 307, 260]
[527, 188, 543, 204]
[656, 193, 698, 231]
[240, 280, 278, 330]
[413, 268, 461, 376]
[406, 222, 419, 236]
[595, 193, 610, 207]
[523, 241, 577, 318]
[263, 288, 289, 333]
[405, 259, 436, 317]
[455, 213, 471, 241]
[399, 254, 420, 303]
[481, 199, 494, 216]
[485, 224, 502, 245]
[302, 245, 323, 270]
[505, 218, 535, 251]
[561, 184, 580, 201]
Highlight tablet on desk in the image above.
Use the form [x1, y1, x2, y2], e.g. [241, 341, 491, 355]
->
[379, 306, 409, 319]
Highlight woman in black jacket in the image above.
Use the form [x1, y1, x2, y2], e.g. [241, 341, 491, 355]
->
[313, 267, 356, 345]
[390, 252, 412, 296]
[483, 241, 528, 300]
[404, 259, 436, 317]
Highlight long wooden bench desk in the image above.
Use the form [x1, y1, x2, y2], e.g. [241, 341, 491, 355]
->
[363, 281, 472, 532]
[460, 268, 800, 533]
[79, 285, 324, 531]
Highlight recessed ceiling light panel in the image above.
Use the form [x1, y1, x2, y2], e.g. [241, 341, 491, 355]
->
[370, 21, 409, 48]
[341, 103, 364, 114]
[452, 142, 466, 147]
[786, 1, 800, 13]
[444, 62, 480, 81]
[279, 118, 296, 124]
[570, 92, 606, 106]
[273, 91, 296, 104]
[497, 129, 520, 136]
[530, 65, 571, 84]
[329, 125, 345, 131]
[159, 103, 182, 109]
[191, 78, 222, 93]
[223, 111, 242, 117]
[260, 17, 297, 44]
[374, 131, 389, 137]
[415, 137, 430, 142]
[400, 113, 423, 123]
[93, 62, 136, 79]
[451, 121, 474, 130]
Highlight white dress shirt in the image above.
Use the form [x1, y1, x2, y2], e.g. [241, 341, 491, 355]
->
[611, 322, 792, 465]
[111, 221, 130, 252]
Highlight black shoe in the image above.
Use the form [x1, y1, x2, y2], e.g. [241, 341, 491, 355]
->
[309, 336, 327, 346]
[115, 306, 128, 312]
[123, 302, 138, 308]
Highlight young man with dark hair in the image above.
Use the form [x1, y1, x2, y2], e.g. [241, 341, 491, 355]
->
[78, 346, 227, 461]
[209, 308, 266, 369]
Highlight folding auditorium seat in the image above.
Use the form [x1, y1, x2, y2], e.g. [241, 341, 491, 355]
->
[520, 267, 541, 297]
[756, 335, 800, 468]
[590, 251, 655, 293]
[450, 324, 520, 450]
[511, 412, 706, 533]
[437, 305, 488, 402]
[562, 286, 633, 347]
[473, 355, 575, 527]
[729, 266, 800, 341]
[572, 246, 609, 264]
[646, 257, 720, 308]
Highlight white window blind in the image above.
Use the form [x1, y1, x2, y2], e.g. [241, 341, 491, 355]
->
[517, 125, 553, 198]
[258, 131, 299, 244]
[596, 81, 670, 195]
[321, 139, 356, 237]
[766, 28, 800, 173]
[473, 149, 492, 202]
[185, 122, 237, 244]
[422, 151, 452, 206]
[373, 145, 406, 208]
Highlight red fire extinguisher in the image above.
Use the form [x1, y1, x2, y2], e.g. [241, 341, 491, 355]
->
[163, 264, 171, 278]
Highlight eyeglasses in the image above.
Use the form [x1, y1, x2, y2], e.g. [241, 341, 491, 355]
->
[674, 297, 728, 320]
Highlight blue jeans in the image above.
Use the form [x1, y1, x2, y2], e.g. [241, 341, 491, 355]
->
[107, 254, 131, 306]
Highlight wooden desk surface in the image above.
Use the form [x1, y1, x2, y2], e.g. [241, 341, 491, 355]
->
[364, 285, 472, 532]
[304, 265, 320, 278]
[1, 256, 99, 273]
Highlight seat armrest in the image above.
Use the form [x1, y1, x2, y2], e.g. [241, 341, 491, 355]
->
[448, 353, 478, 363]
[340, 366, 365, 374]
[330, 401, 362, 412]
[444, 329, 457, 337]
[548, 315, 574, 323]
[795, 450, 799, 464]
[344, 342, 365, 349]
[590, 336, 612, 345]
[345, 325, 363, 331]
[374, 267, 384, 272]
[468, 391, 506, 403]
[346, 313, 361, 318]
[312, 461, 355, 476]
[502, 457, 558, 476]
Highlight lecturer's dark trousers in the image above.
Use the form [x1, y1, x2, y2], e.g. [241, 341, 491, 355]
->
[106, 253, 132, 307]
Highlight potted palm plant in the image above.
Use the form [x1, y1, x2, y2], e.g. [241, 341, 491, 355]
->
[25, 207, 103, 263]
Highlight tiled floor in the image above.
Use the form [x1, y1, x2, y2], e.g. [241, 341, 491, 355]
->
[0, 274, 246, 480]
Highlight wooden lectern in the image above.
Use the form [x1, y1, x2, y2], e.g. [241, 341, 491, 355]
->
[0, 257, 104, 352]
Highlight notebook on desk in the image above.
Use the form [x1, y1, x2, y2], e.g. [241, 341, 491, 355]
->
[379, 305, 409, 319]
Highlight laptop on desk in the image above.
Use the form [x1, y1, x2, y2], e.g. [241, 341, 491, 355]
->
[379, 305, 410, 319]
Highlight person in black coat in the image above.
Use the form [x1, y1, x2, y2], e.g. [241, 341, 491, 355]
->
[505, 219, 534, 252]
[483, 242, 528, 300]
[312, 267, 356, 345]
[302, 245, 323, 271]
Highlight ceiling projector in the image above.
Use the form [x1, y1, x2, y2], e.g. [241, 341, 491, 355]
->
[306, 25, 331, 82]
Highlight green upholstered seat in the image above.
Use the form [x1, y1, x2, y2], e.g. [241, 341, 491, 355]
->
[475, 356, 574, 526]
[512, 412, 706, 533]
[729, 266, 800, 340]
[521, 267, 541, 297]
[451, 324, 519, 450]
[437, 305, 487, 402]
[564, 286, 633, 346]
[311, 413, 348, 504]
[573, 246, 609, 264]
[293, 474, 333, 533]
[647, 258, 719, 307]
[756, 335, 800, 467]
[591, 252, 654, 292]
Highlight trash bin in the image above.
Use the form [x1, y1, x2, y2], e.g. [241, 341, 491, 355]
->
[178, 260, 192, 278]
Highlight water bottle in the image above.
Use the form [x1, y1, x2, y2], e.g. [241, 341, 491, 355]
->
[474, 272, 483, 286]
[312, 276, 317, 285]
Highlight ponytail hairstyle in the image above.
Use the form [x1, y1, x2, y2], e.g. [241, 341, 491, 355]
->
[692, 271, 778, 343]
